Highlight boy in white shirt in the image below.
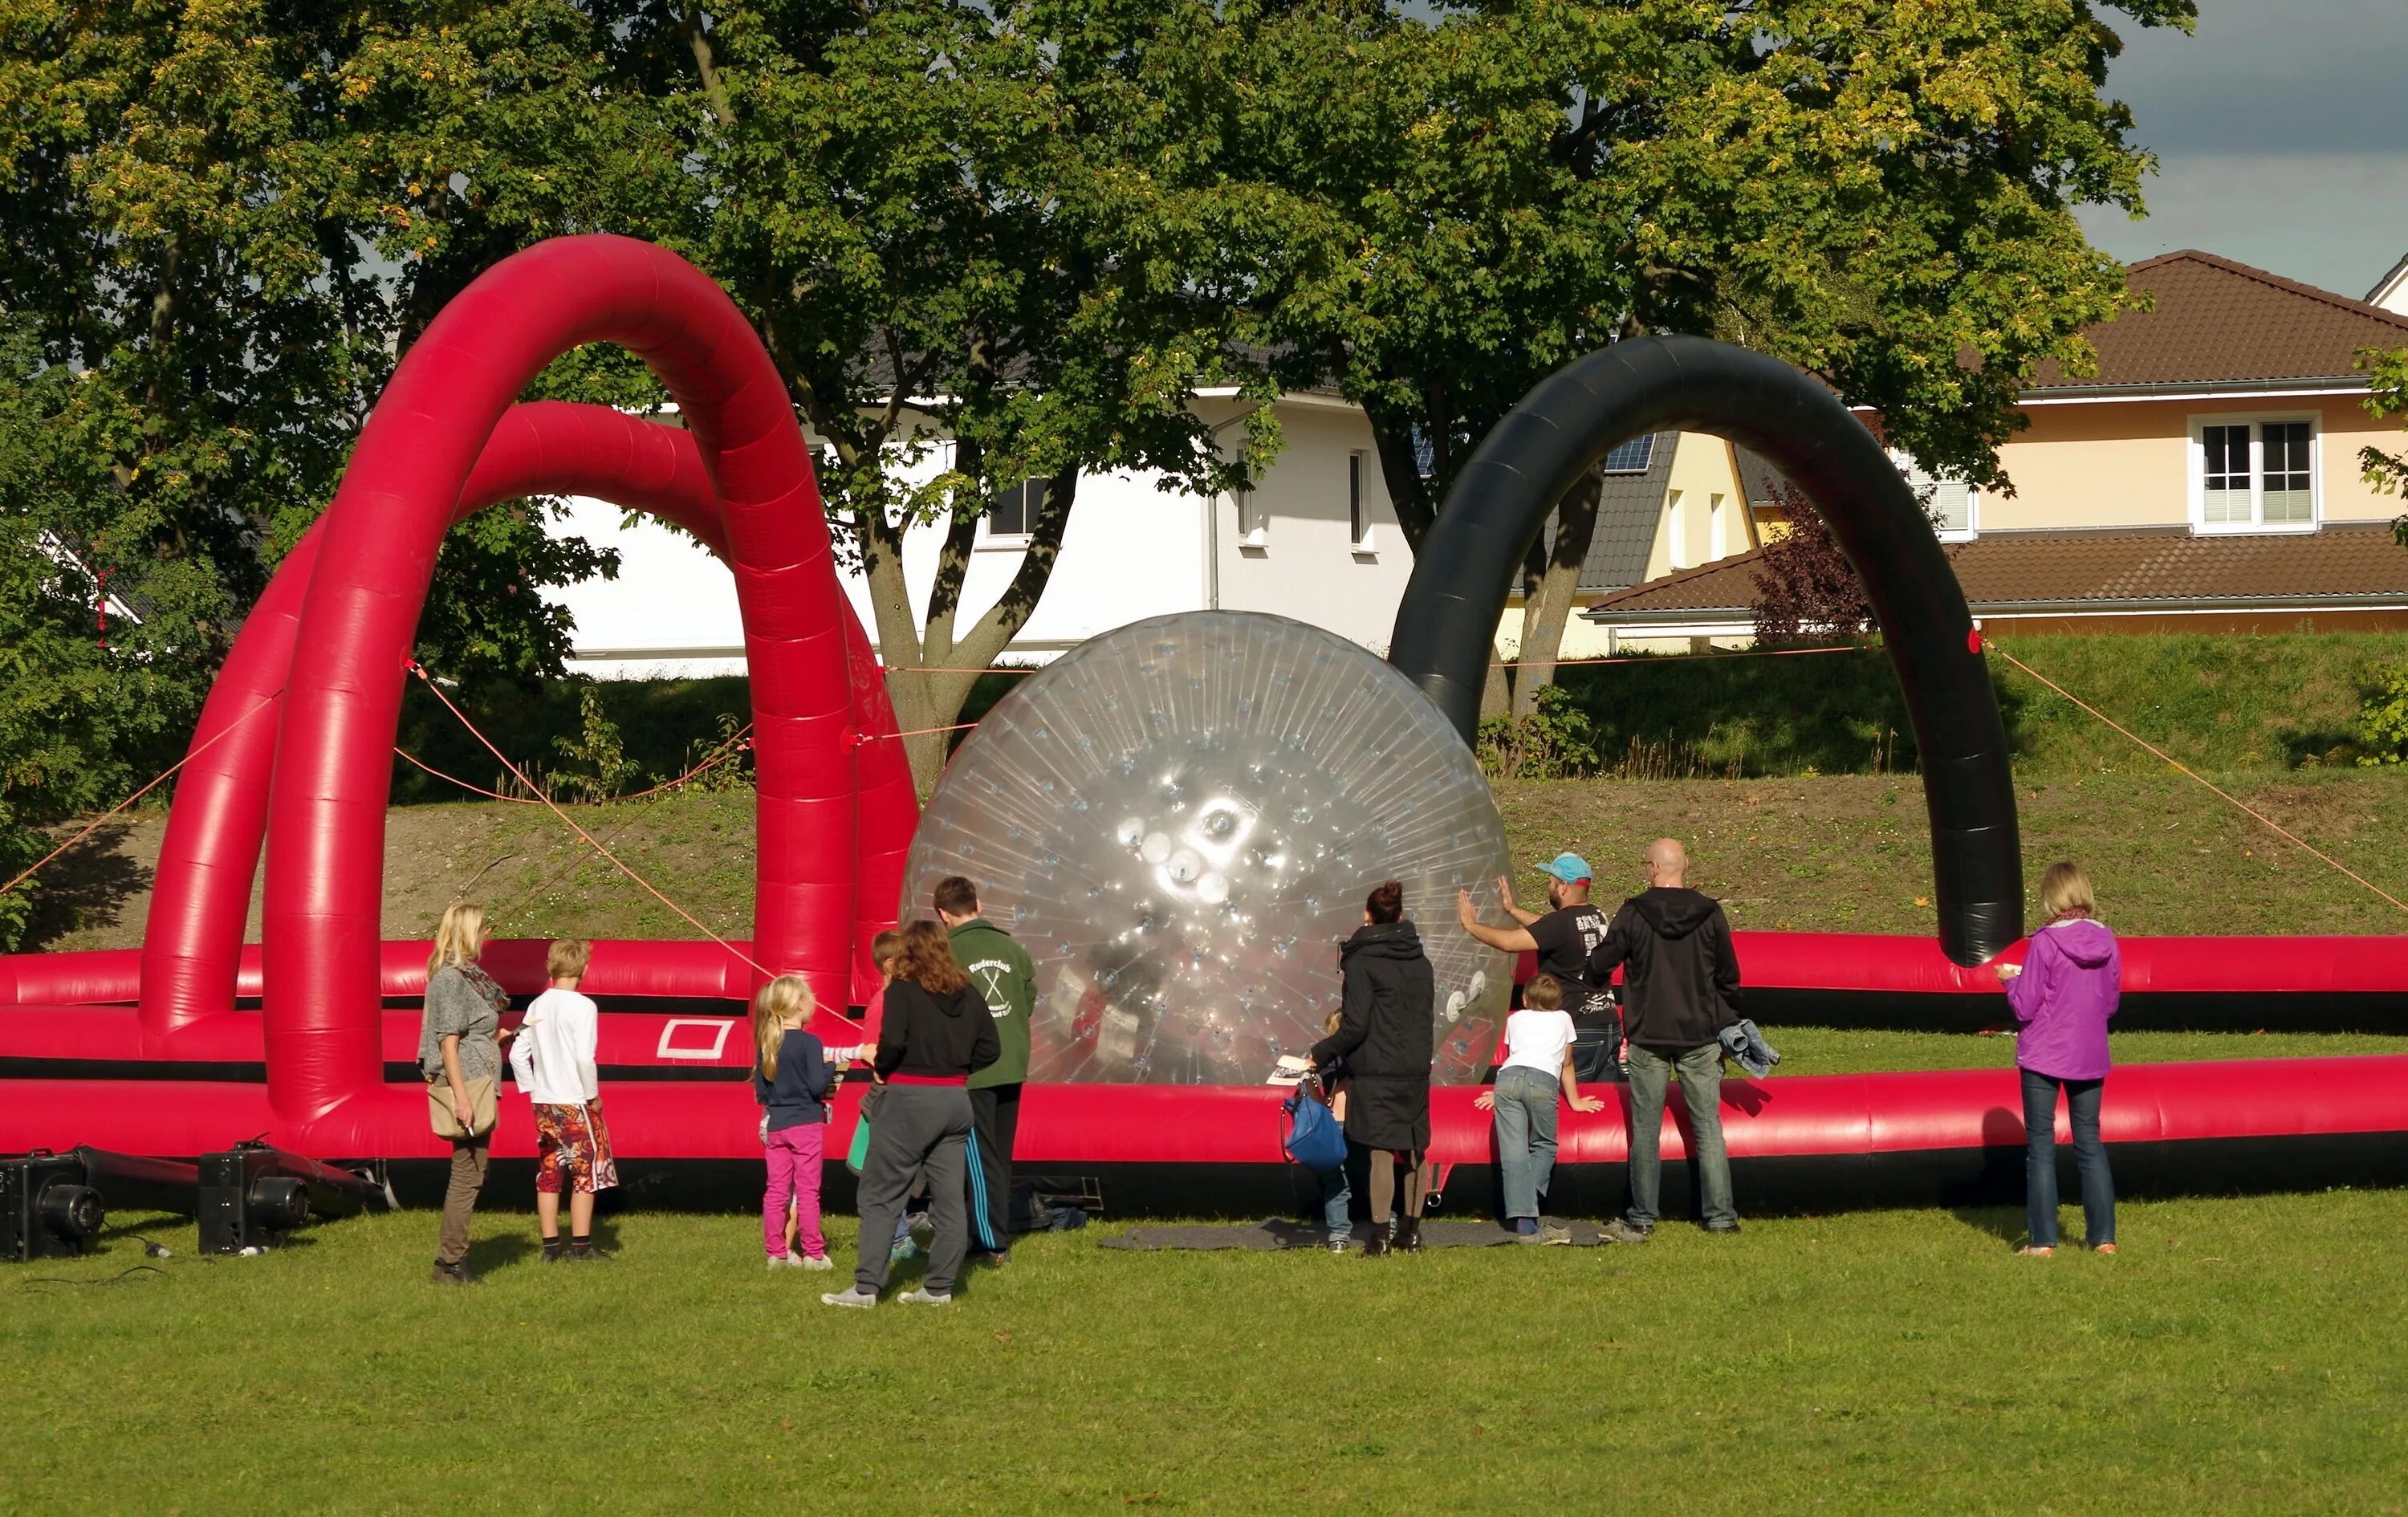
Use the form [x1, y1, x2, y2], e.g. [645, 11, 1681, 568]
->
[509, 937, 618, 1262]
[1474, 974, 1603, 1242]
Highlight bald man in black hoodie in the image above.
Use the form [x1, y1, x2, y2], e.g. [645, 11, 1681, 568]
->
[1586, 839, 1743, 1241]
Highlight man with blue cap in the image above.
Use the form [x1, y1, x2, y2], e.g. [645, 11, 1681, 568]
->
[1456, 852, 1613, 1023]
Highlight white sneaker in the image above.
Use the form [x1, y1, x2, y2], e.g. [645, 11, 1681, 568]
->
[799, 1254, 835, 1271]
[767, 1254, 803, 1271]
[820, 1287, 877, 1309]
[897, 1287, 952, 1305]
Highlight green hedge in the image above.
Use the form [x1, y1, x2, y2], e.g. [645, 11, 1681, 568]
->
[1549, 630, 2407, 777]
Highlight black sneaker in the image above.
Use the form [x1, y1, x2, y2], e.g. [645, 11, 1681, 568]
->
[429, 1260, 479, 1285]
[1704, 1222, 1743, 1236]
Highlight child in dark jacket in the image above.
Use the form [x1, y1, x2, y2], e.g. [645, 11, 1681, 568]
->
[754, 974, 834, 1271]
[1314, 1008, 1353, 1253]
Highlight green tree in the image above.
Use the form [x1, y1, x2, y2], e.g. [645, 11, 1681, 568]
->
[0, 3, 668, 710]
[668, 0, 1306, 783]
[0, 317, 209, 947]
[2358, 344, 2408, 549]
[1249, 0, 2194, 711]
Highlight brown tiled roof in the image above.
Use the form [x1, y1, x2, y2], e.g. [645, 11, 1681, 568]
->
[2032, 251, 2408, 391]
[1586, 522, 2408, 620]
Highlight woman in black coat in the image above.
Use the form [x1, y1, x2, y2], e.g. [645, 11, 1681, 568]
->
[1310, 881, 1436, 1256]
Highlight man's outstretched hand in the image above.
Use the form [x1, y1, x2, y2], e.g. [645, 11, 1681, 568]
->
[1455, 888, 1481, 928]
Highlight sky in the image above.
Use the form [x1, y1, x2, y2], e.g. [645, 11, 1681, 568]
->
[2075, 1, 2408, 299]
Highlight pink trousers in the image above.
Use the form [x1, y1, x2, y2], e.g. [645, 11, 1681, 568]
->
[763, 1122, 828, 1259]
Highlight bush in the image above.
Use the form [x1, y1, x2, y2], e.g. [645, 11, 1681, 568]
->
[2358, 665, 2408, 767]
[1477, 685, 1603, 779]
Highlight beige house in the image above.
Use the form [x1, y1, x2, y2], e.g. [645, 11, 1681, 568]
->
[1584, 250, 2408, 649]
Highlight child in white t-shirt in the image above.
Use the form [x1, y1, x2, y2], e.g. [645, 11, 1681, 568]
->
[1475, 974, 1602, 1240]
[508, 937, 618, 1262]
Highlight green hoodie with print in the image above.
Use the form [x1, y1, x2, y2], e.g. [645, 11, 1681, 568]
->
[950, 917, 1036, 1089]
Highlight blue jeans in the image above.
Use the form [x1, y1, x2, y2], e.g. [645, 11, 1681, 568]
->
[1624, 1043, 1735, 1230]
[1491, 1065, 1561, 1220]
[1318, 1165, 1351, 1234]
[2022, 1067, 2114, 1248]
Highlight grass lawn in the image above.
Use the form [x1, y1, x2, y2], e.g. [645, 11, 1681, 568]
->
[33, 768, 2408, 952]
[8, 1191, 2406, 1515]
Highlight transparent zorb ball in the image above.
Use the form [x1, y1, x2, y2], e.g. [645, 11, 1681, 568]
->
[901, 611, 1512, 1085]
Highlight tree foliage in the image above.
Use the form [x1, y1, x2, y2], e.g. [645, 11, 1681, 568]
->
[2357, 344, 2408, 549]
[659, 0, 1308, 780]
[1, 0, 2207, 901]
[1248, 0, 2194, 696]
[1749, 482, 1877, 646]
[0, 2, 677, 934]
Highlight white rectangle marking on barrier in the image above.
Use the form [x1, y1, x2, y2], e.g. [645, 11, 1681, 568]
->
[657, 1019, 735, 1061]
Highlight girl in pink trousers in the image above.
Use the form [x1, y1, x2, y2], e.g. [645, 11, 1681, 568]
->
[752, 976, 835, 1271]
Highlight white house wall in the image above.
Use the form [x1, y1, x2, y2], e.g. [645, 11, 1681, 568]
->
[547, 394, 1414, 677]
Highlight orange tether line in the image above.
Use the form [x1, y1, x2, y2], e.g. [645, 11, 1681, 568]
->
[1991, 641, 2408, 917]
[0, 689, 283, 900]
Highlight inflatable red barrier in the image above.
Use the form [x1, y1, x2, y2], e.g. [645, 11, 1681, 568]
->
[4, 235, 2403, 1207]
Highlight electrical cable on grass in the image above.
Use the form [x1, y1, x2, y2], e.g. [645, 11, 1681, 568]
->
[22, 1265, 167, 1289]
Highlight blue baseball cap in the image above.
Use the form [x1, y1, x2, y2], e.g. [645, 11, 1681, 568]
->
[1536, 852, 1592, 885]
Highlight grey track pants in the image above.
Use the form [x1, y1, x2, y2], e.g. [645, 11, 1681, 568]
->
[852, 1083, 974, 1296]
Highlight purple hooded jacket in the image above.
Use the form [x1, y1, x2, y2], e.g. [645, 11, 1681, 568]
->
[2005, 917, 2121, 1081]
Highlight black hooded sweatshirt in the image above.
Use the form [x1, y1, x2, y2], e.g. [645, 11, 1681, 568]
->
[876, 978, 1002, 1081]
[1586, 888, 1742, 1051]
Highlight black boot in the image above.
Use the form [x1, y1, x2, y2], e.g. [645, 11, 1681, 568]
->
[1361, 1224, 1393, 1258]
[1395, 1216, 1423, 1254]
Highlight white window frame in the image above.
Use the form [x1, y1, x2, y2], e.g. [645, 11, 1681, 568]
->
[1666, 490, 1691, 571]
[2186, 412, 2320, 536]
[1889, 449, 1978, 543]
[1348, 450, 1375, 553]
[976, 477, 1045, 552]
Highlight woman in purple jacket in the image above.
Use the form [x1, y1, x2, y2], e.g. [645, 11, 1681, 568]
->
[1996, 861, 2119, 1256]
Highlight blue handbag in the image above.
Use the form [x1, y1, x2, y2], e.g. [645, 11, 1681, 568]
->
[1282, 1079, 1347, 1174]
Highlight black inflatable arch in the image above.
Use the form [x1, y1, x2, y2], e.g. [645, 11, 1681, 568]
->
[1388, 336, 2021, 964]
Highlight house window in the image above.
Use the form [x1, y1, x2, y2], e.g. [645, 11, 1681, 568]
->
[1666, 490, 1691, 571]
[1892, 452, 1977, 542]
[1348, 451, 1371, 549]
[1602, 434, 1656, 474]
[2192, 416, 2318, 532]
[1234, 477, 1263, 547]
[1708, 492, 1731, 560]
[988, 478, 1045, 539]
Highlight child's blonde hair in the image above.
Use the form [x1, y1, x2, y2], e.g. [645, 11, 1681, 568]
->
[428, 902, 486, 978]
[546, 937, 592, 982]
[872, 930, 904, 974]
[2038, 861, 2097, 921]
[1324, 1008, 1344, 1036]
[1523, 974, 1564, 1011]
[752, 974, 816, 1080]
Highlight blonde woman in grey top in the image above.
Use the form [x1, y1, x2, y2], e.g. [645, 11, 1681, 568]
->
[421, 902, 512, 1284]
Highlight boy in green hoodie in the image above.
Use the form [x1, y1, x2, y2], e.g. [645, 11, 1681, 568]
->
[937, 876, 1036, 1263]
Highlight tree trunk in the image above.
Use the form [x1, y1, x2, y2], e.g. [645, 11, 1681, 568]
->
[864, 469, 1080, 792]
[1510, 470, 1602, 716]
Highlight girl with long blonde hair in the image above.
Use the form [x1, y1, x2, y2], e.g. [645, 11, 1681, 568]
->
[416, 901, 512, 1284]
[751, 974, 836, 1271]
[1995, 861, 2121, 1256]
